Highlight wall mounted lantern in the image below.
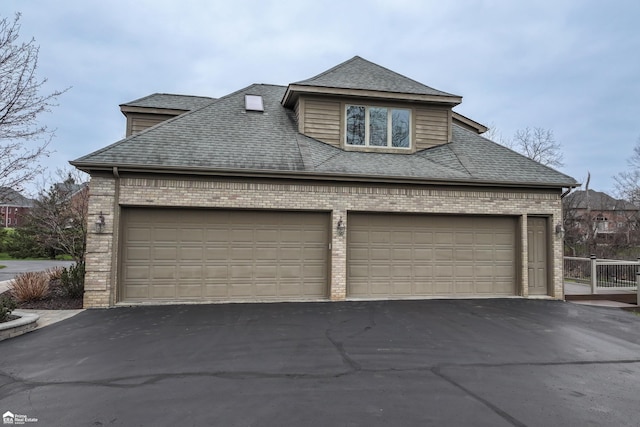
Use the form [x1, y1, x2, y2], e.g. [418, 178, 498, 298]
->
[95, 211, 106, 233]
[555, 223, 564, 237]
[336, 216, 346, 237]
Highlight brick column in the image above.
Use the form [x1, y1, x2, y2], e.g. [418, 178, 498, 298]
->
[83, 175, 117, 308]
[330, 210, 347, 300]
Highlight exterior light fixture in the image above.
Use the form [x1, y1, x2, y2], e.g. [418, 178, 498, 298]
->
[336, 216, 346, 236]
[95, 211, 106, 233]
[555, 223, 564, 237]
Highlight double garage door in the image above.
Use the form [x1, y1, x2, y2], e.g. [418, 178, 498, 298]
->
[121, 208, 329, 302]
[347, 213, 516, 298]
[120, 209, 516, 303]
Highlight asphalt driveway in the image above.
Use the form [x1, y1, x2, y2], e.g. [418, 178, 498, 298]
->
[1, 299, 639, 426]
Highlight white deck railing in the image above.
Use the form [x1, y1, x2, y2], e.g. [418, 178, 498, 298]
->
[564, 256, 640, 294]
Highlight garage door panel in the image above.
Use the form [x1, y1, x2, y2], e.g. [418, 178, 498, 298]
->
[280, 247, 303, 261]
[151, 285, 176, 299]
[413, 232, 433, 244]
[180, 247, 203, 261]
[371, 248, 391, 260]
[177, 285, 203, 298]
[205, 284, 229, 298]
[124, 285, 148, 299]
[121, 209, 329, 302]
[495, 249, 513, 261]
[152, 266, 176, 280]
[455, 282, 474, 294]
[154, 247, 178, 260]
[371, 231, 391, 243]
[128, 228, 151, 241]
[392, 248, 412, 259]
[414, 248, 433, 259]
[127, 247, 150, 260]
[455, 233, 474, 244]
[349, 265, 370, 278]
[392, 282, 412, 295]
[155, 228, 178, 241]
[206, 228, 229, 241]
[435, 249, 454, 261]
[179, 265, 202, 279]
[230, 247, 254, 260]
[435, 232, 454, 244]
[348, 213, 516, 298]
[230, 229, 253, 242]
[206, 266, 228, 278]
[455, 249, 473, 261]
[182, 229, 204, 242]
[125, 266, 149, 280]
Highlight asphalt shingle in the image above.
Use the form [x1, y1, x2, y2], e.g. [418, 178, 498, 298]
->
[292, 56, 459, 98]
[121, 93, 216, 111]
[74, 82, 577, 188]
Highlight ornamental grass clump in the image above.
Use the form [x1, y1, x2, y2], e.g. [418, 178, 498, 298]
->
[10, 271, 50, 302]
[47, 266, 64, 281]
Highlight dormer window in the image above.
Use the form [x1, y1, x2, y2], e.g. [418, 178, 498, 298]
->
[346, 105, 411, 149]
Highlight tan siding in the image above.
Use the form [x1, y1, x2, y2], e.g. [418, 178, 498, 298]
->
[302, 98, 341, 147]
[128, 113, 179, 136]
[415, 107, 449, 150]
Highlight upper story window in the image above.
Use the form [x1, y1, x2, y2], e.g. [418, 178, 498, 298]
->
[346, 105, 411, 149]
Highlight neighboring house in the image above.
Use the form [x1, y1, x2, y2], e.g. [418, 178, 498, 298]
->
[0, 188, 34, 228]
[71, 56, 578, 308]
[53, 180, 89, 211]
[563, 189, 639, 238]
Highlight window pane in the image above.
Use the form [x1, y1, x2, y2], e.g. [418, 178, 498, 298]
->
[391, 109, 410, 148]
[369, 107, 388, 146]
[346, 106, 365, 145]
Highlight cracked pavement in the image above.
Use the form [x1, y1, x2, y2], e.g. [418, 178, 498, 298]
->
[1, 299, 639, 426]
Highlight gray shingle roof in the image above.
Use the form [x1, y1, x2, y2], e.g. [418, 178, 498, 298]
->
[73, 84, 577, 188]
[292, 56, 459, 98]
[0, 188, 33, 207]
[121, 93, 216, 111]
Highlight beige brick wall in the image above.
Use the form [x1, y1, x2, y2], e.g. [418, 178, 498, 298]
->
[83, 175, 564, 307]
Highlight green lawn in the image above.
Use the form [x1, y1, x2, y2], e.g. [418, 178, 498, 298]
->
[0, 252, 71, 261]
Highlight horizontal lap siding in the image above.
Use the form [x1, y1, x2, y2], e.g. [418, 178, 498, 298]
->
[302, 99, 341, 147]
[129, 113, 178, 135]
[415, 107, 449, 150]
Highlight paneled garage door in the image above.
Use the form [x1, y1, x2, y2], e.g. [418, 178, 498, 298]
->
[120, 208, 329, 302]
[348, 213, 516, 298]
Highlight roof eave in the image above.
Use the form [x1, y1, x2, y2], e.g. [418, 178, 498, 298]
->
[119, 105, 190, 117]
[70, 161, 578, 190]
[282, 84, 462, 108]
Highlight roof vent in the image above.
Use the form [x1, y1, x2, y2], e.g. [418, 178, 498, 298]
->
[245, 95, 264, 112]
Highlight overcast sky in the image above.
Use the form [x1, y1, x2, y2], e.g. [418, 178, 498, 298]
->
[3, 0, 639, 196]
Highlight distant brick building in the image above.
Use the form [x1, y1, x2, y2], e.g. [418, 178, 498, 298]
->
[0, 188, 34, 228]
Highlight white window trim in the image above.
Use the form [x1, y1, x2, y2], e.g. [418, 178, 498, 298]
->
[345, 105, 411, 149]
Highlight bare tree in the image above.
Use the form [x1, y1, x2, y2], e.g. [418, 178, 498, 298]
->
[614, 136, 640, 206]
[0, 13, 67, 196]
[509, 127, 564, 168]
[487, 125, 564, 168]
